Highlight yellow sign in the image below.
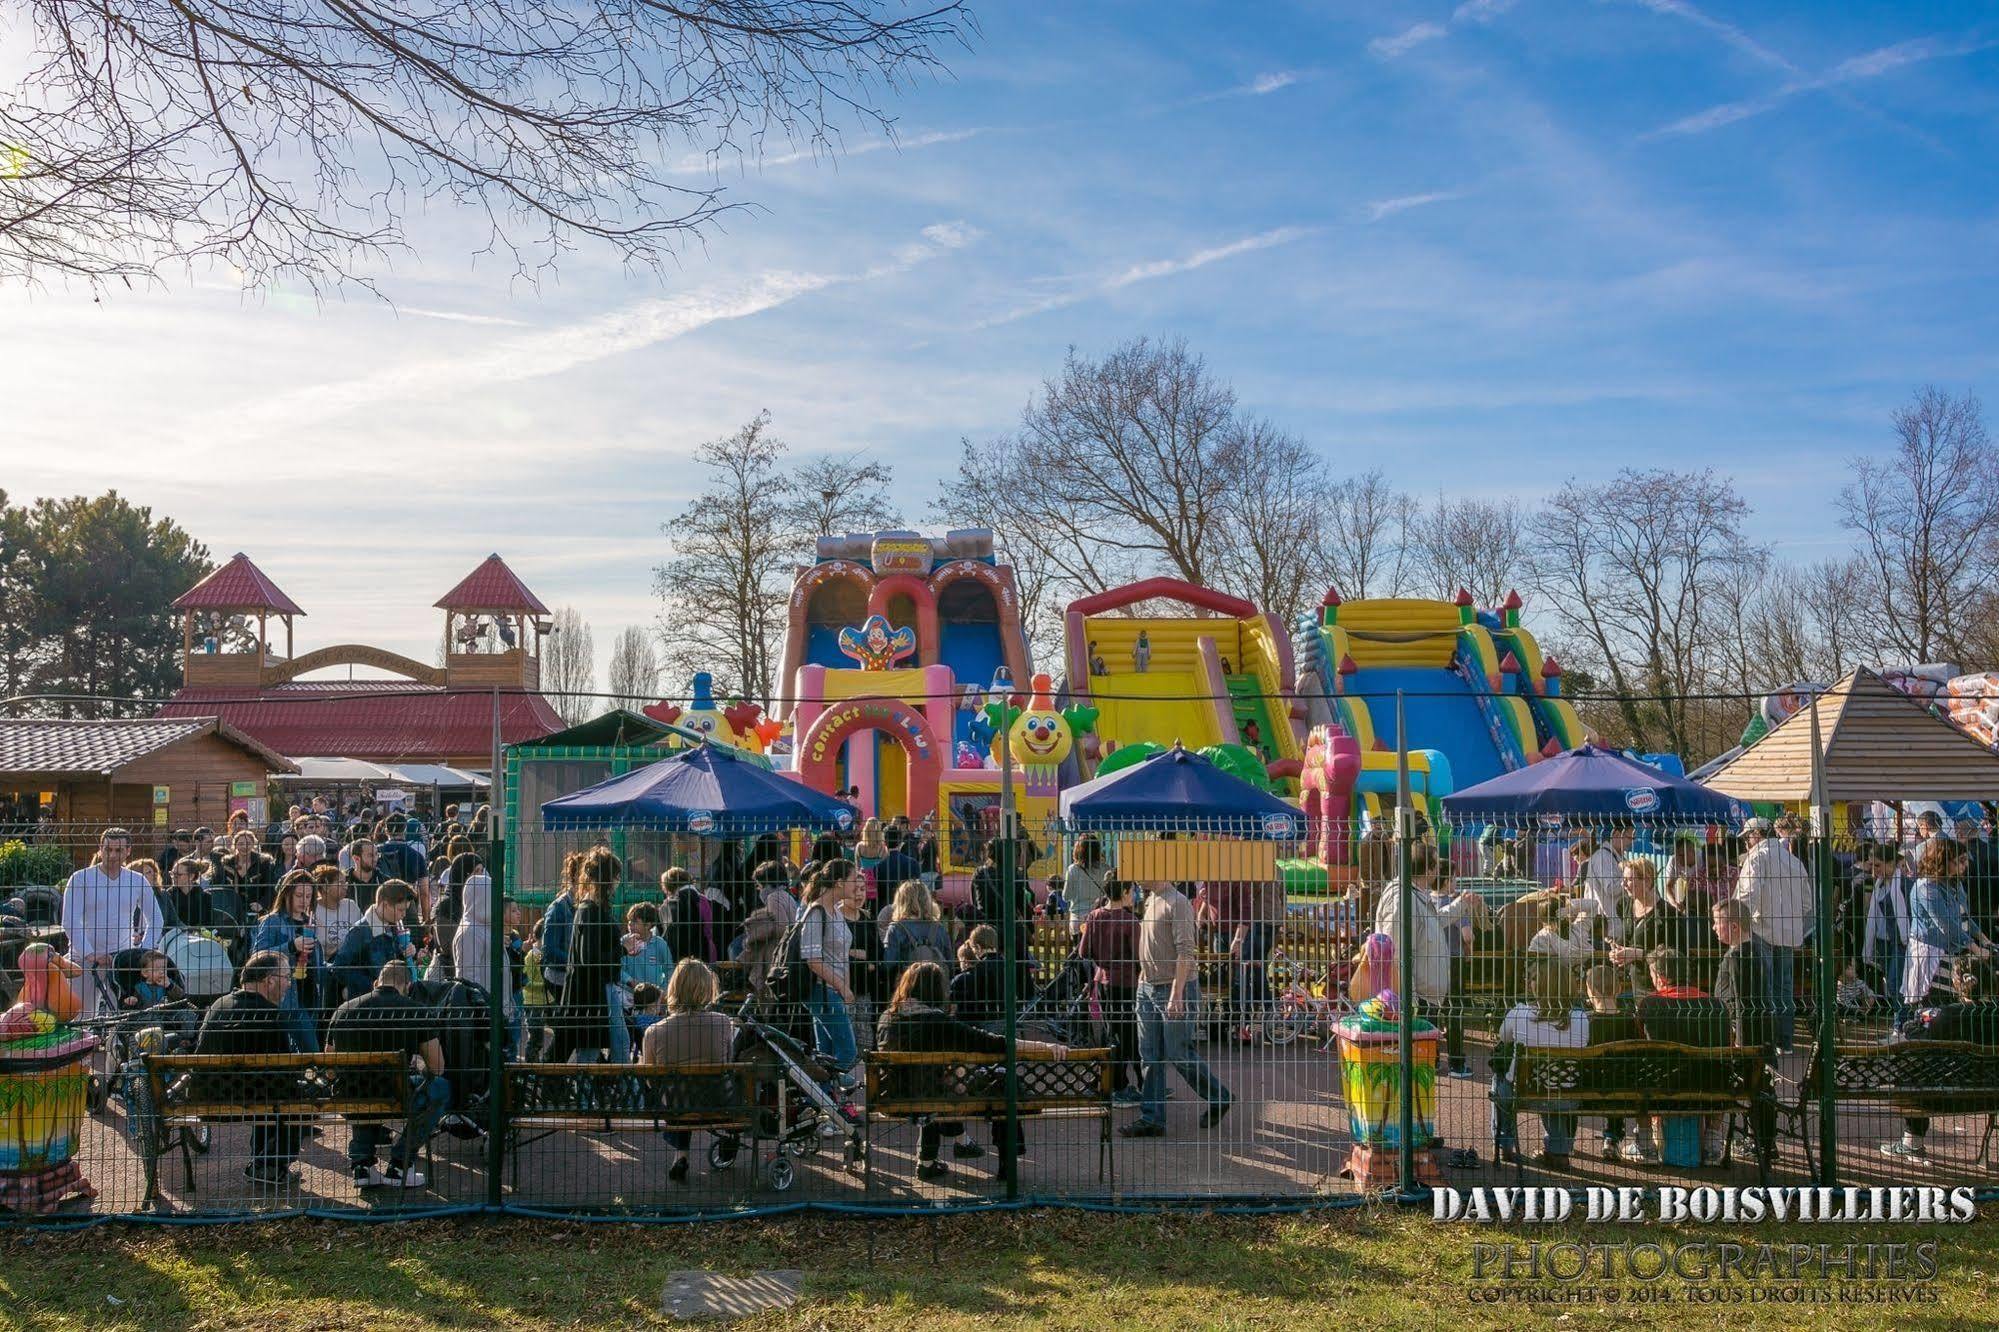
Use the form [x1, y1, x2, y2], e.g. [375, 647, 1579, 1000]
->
[152, 785, 171, 806]
[870, 535, 934, 576]
[1115, 839, 1278, 883]
[153, 808, 169, 826]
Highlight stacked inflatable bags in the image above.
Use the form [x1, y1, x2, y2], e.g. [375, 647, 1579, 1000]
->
[1944, 672, 1999, 751]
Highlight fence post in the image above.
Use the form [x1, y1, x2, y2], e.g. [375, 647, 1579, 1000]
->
[1395, 691, 1416, 1196]
[1808, 698, 1838, 1186]
[999, 715, 1020, 1201]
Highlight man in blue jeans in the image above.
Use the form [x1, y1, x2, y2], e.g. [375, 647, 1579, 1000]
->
[1121, 880, 1232, 1138]
[326, 960, 452, 1189]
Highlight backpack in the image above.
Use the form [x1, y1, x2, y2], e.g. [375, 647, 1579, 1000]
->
[905, 923, 950, 972]
[763, 904, 824, 1005]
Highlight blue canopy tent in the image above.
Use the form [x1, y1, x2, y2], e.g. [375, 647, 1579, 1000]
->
[1061, 744, 1304, 838]
[540, 742, 856, 836]
[1440, 744, 1746, 822]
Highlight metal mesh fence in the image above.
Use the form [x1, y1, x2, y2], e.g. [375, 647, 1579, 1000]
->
[5, 804, 1999, 1222]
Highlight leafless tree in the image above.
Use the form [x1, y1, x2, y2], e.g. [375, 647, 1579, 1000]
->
[1531, 468, 1763, 756]
[1412, 494, 1530, 606]
[788, 454, 900, 541]
[1838, 387, 1999, 665]
[606, 625, 661, 711]
[931, 437, 1090, 668]
[1, 1, 972, 292]
[1010, 336, 1239, 589]
[654, 412, 796, 707]
[1209, 419, 1334, 626]
[540, 606, 596, 724]
[1321, 471, 1417, 601]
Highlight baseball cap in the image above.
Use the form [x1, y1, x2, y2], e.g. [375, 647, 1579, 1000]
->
[1741, 816, 1774, 835]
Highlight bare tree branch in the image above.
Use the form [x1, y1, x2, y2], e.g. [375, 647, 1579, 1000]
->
[0, 0, 974, 292]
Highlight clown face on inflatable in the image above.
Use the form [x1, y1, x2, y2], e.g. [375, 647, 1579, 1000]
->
[677, 672, 741, 746]
[1003, 673, 1074, 766]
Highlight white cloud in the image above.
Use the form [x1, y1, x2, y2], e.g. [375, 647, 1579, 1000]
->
[921, 221, 983, 250]
[1370, 22, 1448, 60]
[1615, 0, 1798, 73]
[1453, 0, 1518, 24]
[979, 226, 1316, 327]
[1647, 34, 1997, 139]
[1361, 190, 1465, 221]
[1246, 71, 1303, 95]
[193, 225, 980, 448]
[398, 307, 532, 327]
[1370, 0, 1519, 59]
[668, 127, 984, 175]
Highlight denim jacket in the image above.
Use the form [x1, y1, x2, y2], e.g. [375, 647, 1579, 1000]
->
[1908, 877, 1973, 952]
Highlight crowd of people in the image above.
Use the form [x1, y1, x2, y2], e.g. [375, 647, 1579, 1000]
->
[1449, 810, 1999, 1168]
[40, 796, 1999, 1197]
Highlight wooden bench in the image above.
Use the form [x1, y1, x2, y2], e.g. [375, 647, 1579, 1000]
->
[861, 1047, 1115, 1193]
[502, 1062, 765, 1189]
[1791, 1041, 1999, 1175]
[1498, 1041, 1776, 1185]
[138, 1051, 415, 1202]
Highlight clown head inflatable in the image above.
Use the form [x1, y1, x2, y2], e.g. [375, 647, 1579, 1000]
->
[1003, 673, 1074, 767]
[677, 672, 740, 746]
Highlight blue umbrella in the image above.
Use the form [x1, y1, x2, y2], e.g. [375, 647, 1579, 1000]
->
[1061, 744, 1303, 839]
[540, 743, 857, 836]
[1440, 744, 1745, 820]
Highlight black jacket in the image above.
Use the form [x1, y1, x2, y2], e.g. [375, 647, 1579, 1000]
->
[561, 898, 621, 1016]
[1714, 937, 1774, 1052]
[195, 989, 292, 1057]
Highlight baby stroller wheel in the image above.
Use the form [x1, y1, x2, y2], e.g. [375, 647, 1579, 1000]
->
[764, 1156, 796, 1191]
[843, 1139, 865, 1173]
[1262, 1009, 1307, 1046]
[189, 1125, 212, 1155]
[86, 1072, 110, 1113]
[784, 1135, 822, 1160]
[707, 1137, 740, 1171]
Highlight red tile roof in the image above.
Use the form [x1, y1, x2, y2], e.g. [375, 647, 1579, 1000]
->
[434, 554, 550, 615]
[172, 553, 307, 615]
[0, 716, 296, 776]
[159, 684, 562, 762]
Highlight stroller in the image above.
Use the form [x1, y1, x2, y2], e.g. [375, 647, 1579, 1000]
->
[161, 926, 235, 1003]
[411, 975, 495, 1135]
[705, 1000, 865, 1192]
[89, 948, 215, 1161]
[90, 947, 203, 1105]
[1016, 950, 1106, 1047]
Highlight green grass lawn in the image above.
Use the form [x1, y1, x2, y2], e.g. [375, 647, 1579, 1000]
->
[3, 1206, 1996, 1330]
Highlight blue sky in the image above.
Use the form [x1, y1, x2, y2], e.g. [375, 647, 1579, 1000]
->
[3, 0, 1996, 685]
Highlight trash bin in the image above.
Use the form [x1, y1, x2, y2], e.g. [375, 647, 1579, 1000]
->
[0, 1024, 100, 1214]
[1334, 993, 1443, 1191]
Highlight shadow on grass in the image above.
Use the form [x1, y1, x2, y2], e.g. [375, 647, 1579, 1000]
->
[3, 1206, 1997, 1329]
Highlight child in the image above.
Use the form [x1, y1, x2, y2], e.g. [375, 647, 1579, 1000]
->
[1836, 960, 1879, 1019]
[1583, 962, 1649, 1163]
[629, 981, 664, 1035]
[129, 950, 183, 1010]
[621, 903, 673, 990]
[522, 915, 552, 1060]
[126, 950, 197, 1046]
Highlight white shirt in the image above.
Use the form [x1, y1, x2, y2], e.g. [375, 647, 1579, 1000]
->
[1496, 1004, 1591, 1077]
[314, 899, 362, 953]
[1734, 838, 1812, 948]
[61, 865, 164, 963]
[1574, 845, 1626, 942]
